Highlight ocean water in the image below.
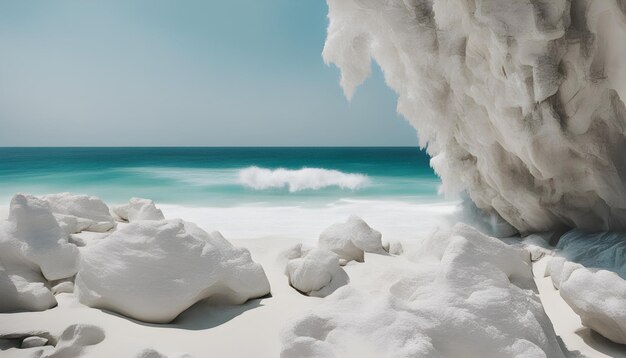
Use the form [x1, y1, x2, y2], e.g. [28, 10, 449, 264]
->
[0, 147, 443, 207]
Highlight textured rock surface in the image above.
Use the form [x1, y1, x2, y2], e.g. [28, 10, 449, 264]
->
[75, 219, 271, 323]
[282, 224, 564, 357]
[318, 216, 384, 262]
[111, 197, 165, 222]
[0, 194, 81, 312]
[4, 194, 80, 281]
[44, 324, 106, 357]
[285, 248, 347, 297]
[324, 0, 626, 232]
[559, 264, 626, 344]
[42, 193, 115, 233]
[21, 336, 48, 348]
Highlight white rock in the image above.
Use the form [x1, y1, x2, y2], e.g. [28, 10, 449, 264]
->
[520, 234, 553, 262]
[324, 0, 626, 232]
[548, 230, 626, 344]
[282, 223, 564, 357]
[277, 243, 313, 267]
[136, 348, 193, 358]
[0, 267, 56, 312]
[319, 216, 384, 262]
[136, 349, 167, 358]
[547, 257, 566, 289]
[532, 256, 552, 279]
[21, 336, 48, 348]
[111, 197, 165, 222]
[279, 243, 306, 261]
[3, 194, 79, 281]
[52, 281, 74, 295]
[560, 266, 626, 344]
[286, 249, 344, 297]
[0, 194, 80, 312]
[524, 244, 552, 262]
[75, 219, 271, 323]
[41, 193, 115, 233]
[45, 324, 106, 357]
[53, 213, 86, 236]
[385, 240, 403, 256]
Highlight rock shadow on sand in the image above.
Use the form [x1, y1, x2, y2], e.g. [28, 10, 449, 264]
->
[574, 327, 626, 358]
[98, 296, 268, 331]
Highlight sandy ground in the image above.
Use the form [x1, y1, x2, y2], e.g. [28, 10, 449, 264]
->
[0, 238, 419, 358]
[1, 203, 625, 357]
[0, 237, 321, 357]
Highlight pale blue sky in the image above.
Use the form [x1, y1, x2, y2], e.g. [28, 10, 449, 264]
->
[0, 0, 418, 146]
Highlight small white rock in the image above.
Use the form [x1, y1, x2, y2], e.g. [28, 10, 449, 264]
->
[560, 266, 626, 344]
[319, 215, 384, 262]
[287, 249, 339, 293]
[21, 336, 48, 348]
[386, 240, 404, 255]
[111, 198, 165, 222]
[547, 257, 566, 289]
[52, 281, 74, 295]
[286, 249, 344, 297]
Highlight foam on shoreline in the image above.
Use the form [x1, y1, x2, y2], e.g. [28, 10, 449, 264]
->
[156, 199, 459, 241]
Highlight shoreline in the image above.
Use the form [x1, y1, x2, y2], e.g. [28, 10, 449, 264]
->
[0, 198, 460, 243]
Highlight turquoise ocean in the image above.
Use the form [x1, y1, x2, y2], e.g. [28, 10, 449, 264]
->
[0, 147, 443, 207]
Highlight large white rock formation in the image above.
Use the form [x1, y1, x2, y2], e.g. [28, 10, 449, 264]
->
[324, 0, 626, 232]
[0, 194, 80, 312]
[75, 219, 271, 323]
[282, 224, 564, 357]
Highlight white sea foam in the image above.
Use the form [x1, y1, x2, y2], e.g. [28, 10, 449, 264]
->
[238, 166, 369, 192]
[158, 199, 458, 241]
[122, 166, 370, 192]
[122, 167, 235, 186]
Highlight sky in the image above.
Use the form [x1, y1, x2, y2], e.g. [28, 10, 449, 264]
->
[0, 0, 418, 147]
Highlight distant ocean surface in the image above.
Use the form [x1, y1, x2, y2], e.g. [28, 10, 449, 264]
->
[0, 147, 445, 207]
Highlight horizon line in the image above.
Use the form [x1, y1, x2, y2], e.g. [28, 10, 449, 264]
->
[0, 145, 422, 149]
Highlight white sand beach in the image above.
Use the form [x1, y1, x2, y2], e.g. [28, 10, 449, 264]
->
[1, 198, 624, 357]
[3, 0, 626, 356]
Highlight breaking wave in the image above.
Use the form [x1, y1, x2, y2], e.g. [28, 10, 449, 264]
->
[238, 166, 369, 192]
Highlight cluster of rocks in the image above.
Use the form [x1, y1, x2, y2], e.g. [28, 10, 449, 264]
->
[0, 193, 270, 324]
